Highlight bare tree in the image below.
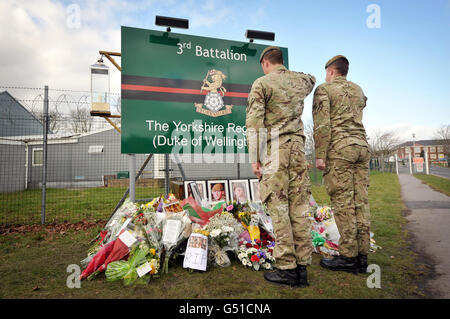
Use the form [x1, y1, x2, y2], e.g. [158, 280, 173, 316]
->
[29, 105, 63, 134]
[369, 130, 401, 171]
[304, 119, 314, 163]
[69, 106, 93, 133]
[434, 124, 450, 160]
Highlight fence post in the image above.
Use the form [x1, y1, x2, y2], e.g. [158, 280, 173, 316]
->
[425, 151, 430, 175]
[129, 154, 136, 203]
[395, 154, 399, 175]
[164, 153, 169, 196]
[409, 154, 413, 175]
[41, 85, 49, 225]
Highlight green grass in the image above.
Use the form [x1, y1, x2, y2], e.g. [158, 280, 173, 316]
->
[0, 187, 165, 225]
[0, 173, 429, 298]
[413, 174, 450, 196]
[2, 171, 323, 225]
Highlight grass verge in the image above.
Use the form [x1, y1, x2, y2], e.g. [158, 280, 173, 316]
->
[0, 172, 429, 298]
[413, 174, 450, 196]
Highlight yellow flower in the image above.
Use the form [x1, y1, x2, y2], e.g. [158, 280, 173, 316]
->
[150, 259, 159, 275]
[150, 248, 156, 256]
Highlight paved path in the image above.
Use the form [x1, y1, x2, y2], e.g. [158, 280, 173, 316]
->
[398, 174, 450, 298]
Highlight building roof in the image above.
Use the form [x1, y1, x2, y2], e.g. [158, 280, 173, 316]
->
[0, 91, 44, 137]
[398, 140, 444, 147]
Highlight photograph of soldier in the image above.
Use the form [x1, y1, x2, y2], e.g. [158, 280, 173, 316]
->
[246, 46, 316, 288]
[207, 181, 229, 202]
[184, 181, 207, 201]
[312, 55, 370, 274]
[229, 180, 250, 203]
[250, 179, 261, 202]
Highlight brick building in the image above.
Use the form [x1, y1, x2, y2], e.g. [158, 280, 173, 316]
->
[397, 140, 446, 162]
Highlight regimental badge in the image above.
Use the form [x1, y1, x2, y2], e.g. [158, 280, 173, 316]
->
[195, 69, 233, 117]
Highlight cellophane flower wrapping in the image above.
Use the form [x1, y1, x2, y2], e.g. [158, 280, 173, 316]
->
[161, 211, 192, 273]
[203, 211, 244, 267]
[83, 200, 137, 263]
[105, 242, 160, 285]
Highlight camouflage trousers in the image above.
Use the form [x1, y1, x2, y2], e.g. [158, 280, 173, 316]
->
[324, 144, 371, 257]
[259, 136, 312, 269]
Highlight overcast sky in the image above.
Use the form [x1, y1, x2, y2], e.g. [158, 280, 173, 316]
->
[0, 0, 449, 142]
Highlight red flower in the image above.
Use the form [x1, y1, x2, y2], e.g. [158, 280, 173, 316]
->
[262, 240, 269, 246]
[245, 243, 252, 248]
[268, 248, 273, 253]
[251, 255, 260, 263]
[253, 245, 259, 249]
[255, 239, 261, 244]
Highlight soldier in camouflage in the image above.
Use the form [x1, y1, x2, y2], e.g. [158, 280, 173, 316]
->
[312, 55, 370, 274]
[246, 46, 316, 287]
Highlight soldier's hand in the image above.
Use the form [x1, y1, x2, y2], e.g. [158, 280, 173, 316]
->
[316, 159, 326, 171]
[252, 162, 262, 180]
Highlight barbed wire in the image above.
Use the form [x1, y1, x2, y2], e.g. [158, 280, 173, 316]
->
[0, 86, 121, 95]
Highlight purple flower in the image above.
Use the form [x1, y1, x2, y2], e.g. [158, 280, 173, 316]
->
[268, 241, 275, 248]
[257, 251, 267, 259]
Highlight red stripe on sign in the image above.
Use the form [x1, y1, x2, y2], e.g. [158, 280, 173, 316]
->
[121, 84, 248, 98]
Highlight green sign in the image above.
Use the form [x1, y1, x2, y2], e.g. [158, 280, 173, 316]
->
[121, 26, 288, 154]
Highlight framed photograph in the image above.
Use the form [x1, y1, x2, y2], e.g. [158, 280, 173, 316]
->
[249, 179, 261, 202]
[184, 181, 207, 201]
[207, 180, 230, 203]
[229, 180, 251, 203]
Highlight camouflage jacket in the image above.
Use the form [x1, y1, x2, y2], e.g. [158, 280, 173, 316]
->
[312, 76, 369, 159]
[246, 65, 316, 162]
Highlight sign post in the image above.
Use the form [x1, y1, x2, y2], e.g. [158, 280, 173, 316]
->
[413, 157, 424, 173]
[425, 151, 429, 175]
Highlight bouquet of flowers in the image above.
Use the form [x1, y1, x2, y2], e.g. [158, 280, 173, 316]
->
[203, 211, 244, 267]
[237, 238, 275, 271]
[204, 211, 244, 237]
[82, 200, 138, 266]
[207, 225, 234, 267]
[161, 211, 192, 274]
[105, 242, 160, 285]
[134, 204, 164, 258]
[224, 201, 251, 219]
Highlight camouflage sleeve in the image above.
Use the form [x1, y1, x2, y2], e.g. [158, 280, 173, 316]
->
[246, 78, 266, 163]
[297, 73, 316, 98]
[312, 85, 331, 159]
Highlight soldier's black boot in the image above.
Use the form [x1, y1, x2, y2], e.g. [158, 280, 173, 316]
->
[357, 254, 368, 273]
[319, 255, 358, 274]
[296, 265, 309, 288]
[264, 268, 299, 287]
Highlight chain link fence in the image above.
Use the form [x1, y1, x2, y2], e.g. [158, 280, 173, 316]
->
[0, 86, 325, 225]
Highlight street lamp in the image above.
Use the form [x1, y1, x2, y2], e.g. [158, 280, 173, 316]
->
[245, 29, 275, 43]
[155, 15, 189, 32]
[90, 55, 110, 116]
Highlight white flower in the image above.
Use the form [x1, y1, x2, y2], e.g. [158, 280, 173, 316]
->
[264, 263, 272, 270]
[222, 226, 234, 233]
[210, 229, 222, 237]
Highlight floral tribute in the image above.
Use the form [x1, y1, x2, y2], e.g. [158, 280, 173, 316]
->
[78, 192, 379, 286]
[237, 237, 275, 271]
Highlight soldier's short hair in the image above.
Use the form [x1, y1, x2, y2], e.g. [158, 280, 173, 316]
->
[261, 48, 283, 65]
[327, 57, 349, 76]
